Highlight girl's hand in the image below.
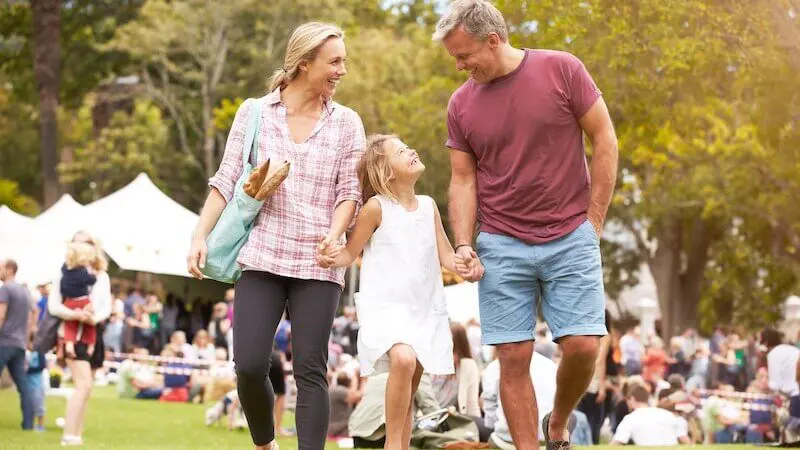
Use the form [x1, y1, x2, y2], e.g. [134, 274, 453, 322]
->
[316, 237, 343, 268]
[455, 253, 485, 282]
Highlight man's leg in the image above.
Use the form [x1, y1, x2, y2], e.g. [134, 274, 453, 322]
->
[538, 219, 607, 443]
[4, 347, 34, 429]
[497, 341, 538, 449]
[548, 336, 599, 440]
[473, 231, 539, 449]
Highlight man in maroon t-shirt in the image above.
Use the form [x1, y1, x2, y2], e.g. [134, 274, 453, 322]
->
[434, 1, 618, 449]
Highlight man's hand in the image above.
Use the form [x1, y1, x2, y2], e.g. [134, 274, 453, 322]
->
[454, 246, 484, 282]
[587, 214, 603, 240]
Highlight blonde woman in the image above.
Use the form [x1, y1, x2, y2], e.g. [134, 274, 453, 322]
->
[48, 230, 112, 446]
[187, 22, 366, 450]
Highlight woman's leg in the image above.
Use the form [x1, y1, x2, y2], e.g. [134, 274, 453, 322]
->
[400, 362, 424, 450]
[63, 358, 93, 440]
[384, 345, 419, 450]
[233, 271, 288, 447]
[285, 278, 341, 450]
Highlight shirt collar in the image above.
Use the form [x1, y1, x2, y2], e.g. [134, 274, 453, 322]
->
[265, 88, 336, 115]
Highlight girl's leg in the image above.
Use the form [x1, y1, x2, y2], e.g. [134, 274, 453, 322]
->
[384, 344, 419, 450]
[233, 271, 288, 448]
[63, 359, 92, 441]
[285, 278, 341, 450]
[273, 394, 287, 434]
[400, 362, 424, 450]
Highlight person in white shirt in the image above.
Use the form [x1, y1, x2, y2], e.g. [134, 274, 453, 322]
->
[482, 352, 593, 447]
[763, 327, 800, 418]
[610, 385, 690, 446]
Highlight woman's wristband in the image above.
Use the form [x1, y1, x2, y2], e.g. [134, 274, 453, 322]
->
[454, 244, 472, 252]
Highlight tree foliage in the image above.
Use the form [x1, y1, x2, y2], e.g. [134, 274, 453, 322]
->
[1, 0, 799, 335]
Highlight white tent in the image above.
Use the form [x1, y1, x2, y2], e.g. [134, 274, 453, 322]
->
[84, 173, 199, 278]
[32, 194, 94, 242]
[0, 205, 62, 285]
[0, 205, 37, 240]
[443, 281, 481, 324]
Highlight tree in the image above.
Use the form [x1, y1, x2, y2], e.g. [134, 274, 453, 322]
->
[59, 96, 190, 204]
[106, 0, 354, 183]
[0, 0, 144, 203]
[31, 0, 60, 206]
[0, 178, 39, 215]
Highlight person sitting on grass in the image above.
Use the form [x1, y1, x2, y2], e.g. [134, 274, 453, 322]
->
[610, 385, 691, 446]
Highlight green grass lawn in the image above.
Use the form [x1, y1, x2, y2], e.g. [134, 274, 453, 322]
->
[0, 385, 760, 449]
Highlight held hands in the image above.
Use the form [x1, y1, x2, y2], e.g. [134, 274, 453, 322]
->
[454, 246, 484, 282]
[316, 236, 344, 269]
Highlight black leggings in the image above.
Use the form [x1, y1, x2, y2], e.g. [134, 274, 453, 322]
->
[233, 270, 341, 449]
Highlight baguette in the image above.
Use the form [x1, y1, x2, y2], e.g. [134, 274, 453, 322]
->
[256, 160, 291, 200]
[243, 159, 271, 199]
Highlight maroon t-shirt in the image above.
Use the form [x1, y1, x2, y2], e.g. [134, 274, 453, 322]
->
[446, 49, 602, 244]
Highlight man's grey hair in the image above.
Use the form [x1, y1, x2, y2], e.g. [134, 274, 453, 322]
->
[432, 0, 508, 42]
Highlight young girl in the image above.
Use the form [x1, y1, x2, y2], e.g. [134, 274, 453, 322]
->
[60, 242, 98, 358]
[318, 134, 483, 450]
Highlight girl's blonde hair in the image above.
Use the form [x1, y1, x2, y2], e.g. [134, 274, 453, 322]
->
[357, 134, 399, 201]
[71, 230, 108, 272]
[66, 242, 96, 270]
[268, 22, 344, 92]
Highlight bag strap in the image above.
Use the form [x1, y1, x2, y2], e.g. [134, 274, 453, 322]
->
[241, 97, 267, 167]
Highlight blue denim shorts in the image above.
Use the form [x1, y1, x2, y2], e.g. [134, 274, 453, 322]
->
[475, 219, 607, 344]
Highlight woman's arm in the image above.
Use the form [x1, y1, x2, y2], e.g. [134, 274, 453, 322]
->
[189, 99, 255, 278]
[90, 272, 112, 325]
[48, 273, 80, 320]
[319, 113, 366, 252]
[188, 189, 228, 278]
[319, 198, 381, 269]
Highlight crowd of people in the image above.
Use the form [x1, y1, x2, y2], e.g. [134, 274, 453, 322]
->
[2, 253, 800, 448]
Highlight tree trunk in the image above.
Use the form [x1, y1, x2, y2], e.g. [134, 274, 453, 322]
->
[649, 217, 683, 339]
[649, 216, 716, 339]
[32, 0, 62, 207]
[201, 81, 215, 180]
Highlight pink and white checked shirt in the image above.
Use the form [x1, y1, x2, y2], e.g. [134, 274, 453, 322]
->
[208, 89, 366, 286]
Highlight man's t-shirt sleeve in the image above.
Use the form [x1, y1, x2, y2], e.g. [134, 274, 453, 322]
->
[445, 96, 473, 153]
[566, 54, 602, 119]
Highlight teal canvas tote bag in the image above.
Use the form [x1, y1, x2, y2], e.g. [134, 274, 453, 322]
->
[201, 97, 267, 284]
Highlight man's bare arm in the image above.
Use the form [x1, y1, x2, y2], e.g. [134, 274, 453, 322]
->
[578, 98, 618, 237]
[448, 150, 479, 247]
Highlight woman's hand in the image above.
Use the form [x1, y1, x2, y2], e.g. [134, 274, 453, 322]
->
[187, 235, 208, 279]
[316, 236, 343, 268]
[79, 310, 95, 325]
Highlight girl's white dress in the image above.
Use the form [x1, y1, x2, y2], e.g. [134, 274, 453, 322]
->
[355, 195, 454, 376]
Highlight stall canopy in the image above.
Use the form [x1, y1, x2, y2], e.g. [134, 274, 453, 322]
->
[84, 173, 199, 278]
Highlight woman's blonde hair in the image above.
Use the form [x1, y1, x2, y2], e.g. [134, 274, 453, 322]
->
[66, 242, 96, 270]
[268, 22, 344, 92]
[357, 134, 399, 201]
[72, 230, 108, 272]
